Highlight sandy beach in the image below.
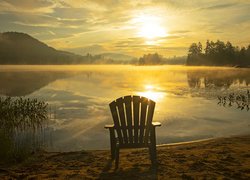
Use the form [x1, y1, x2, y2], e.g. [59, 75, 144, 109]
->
[0, 135, 249, 179]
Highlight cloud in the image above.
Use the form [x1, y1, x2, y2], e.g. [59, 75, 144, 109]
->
[201, 3, 237, 10]
[169, 30, 191, 34]
[0, 0, 249, 56]
[51, 7, 89, 19]
[3, 0, 53, 9]
[113, 35, 186, 49]
[0, 0, 55, 13]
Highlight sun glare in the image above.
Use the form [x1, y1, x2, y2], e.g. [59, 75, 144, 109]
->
[138, 84, 165, 101]
[145, 84, 154, 90]
[133, 14, 167, 39]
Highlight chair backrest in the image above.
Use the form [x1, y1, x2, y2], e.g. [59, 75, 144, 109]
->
[109, 95, 155, 146]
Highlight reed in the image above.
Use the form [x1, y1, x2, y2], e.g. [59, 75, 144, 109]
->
[0, 97, 49, 162]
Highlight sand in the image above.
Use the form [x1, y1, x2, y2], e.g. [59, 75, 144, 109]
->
[0, 135, 249, 179]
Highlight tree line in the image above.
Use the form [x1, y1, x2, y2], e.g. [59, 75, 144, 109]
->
[138, 53, 162, 65]
[187, 40, 250, 67]
[138, 53, 186, 65]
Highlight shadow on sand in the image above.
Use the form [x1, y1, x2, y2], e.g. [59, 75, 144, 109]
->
[99, 158, 158, 179]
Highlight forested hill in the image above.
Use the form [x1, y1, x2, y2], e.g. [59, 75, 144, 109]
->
[0, 32, 92, 64]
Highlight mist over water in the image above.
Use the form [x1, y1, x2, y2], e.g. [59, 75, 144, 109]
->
[0, 65, 249, 151]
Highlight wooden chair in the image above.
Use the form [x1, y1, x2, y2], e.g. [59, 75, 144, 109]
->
[105, 95, 161, 168]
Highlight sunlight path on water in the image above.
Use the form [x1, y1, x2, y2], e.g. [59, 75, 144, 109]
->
[137, 84, 166, 102]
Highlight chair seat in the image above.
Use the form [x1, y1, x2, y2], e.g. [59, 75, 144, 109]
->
[114, 137, 152, 148]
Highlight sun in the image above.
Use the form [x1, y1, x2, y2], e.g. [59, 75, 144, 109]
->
[133, 14, 167, 39]
[139, 21, 166, 39]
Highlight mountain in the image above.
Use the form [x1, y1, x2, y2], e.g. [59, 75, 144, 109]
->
[65, 46, 136, 62]
[0, 32, 90, 64]
[64, 45, 107, 56]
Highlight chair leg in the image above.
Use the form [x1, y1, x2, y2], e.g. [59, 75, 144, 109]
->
[149, 146, 152, 162]
[111, 144, 115, 160]
[149, 145, 157, 165]
[149, 128, 157, 165]
[115, 146, 120, 169]
[109, 129, 116, 159]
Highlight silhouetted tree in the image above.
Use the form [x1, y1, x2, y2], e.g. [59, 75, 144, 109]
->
[186, 42, 202, 65]
[187, 40, 250, 67]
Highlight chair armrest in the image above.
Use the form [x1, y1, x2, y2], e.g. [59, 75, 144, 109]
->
[104, 124, 114, 129]
[152, 122, 161, 127]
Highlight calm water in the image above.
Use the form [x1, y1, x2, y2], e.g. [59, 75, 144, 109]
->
[0, 65, 249, 151]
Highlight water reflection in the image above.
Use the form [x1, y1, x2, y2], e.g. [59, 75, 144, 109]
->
[0, 65, 249, 151]
[1, 66, 249, 98]
[187, 69, 250, 89]
[137, 84, 166, 101]
[0, 71, 71, 96]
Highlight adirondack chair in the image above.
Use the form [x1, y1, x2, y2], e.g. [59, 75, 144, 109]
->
[105, 95, 161, 168]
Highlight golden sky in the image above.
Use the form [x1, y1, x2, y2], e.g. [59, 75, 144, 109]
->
[0, 0, 250, 57]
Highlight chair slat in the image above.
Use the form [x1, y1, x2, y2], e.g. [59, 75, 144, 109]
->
[124, 96, 133, 143]
[144, 99, 155, 144]
[109, 101, 123, 145]
[116, 97, 128, 144]
[133, 96, 140, 144]
[139, 97, 148, 144]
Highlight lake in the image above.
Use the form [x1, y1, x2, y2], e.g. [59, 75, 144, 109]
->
[0, 65, 249, 151]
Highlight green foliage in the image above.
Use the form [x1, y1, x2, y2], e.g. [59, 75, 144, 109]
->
[0, 97, 49, 162]
[187, 40, 250, 67]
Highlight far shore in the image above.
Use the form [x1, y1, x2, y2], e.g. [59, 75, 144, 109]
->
[0, 64, 250, 72]
[0, 135, 249, 179]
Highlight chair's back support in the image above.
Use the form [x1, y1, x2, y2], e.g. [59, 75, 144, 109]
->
[109, 95, 155, 146]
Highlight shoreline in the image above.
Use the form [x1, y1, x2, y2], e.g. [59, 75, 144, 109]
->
[157, 134, 250, 147]
[1, 135, 249, 179]
[157, 137, 215, 147]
